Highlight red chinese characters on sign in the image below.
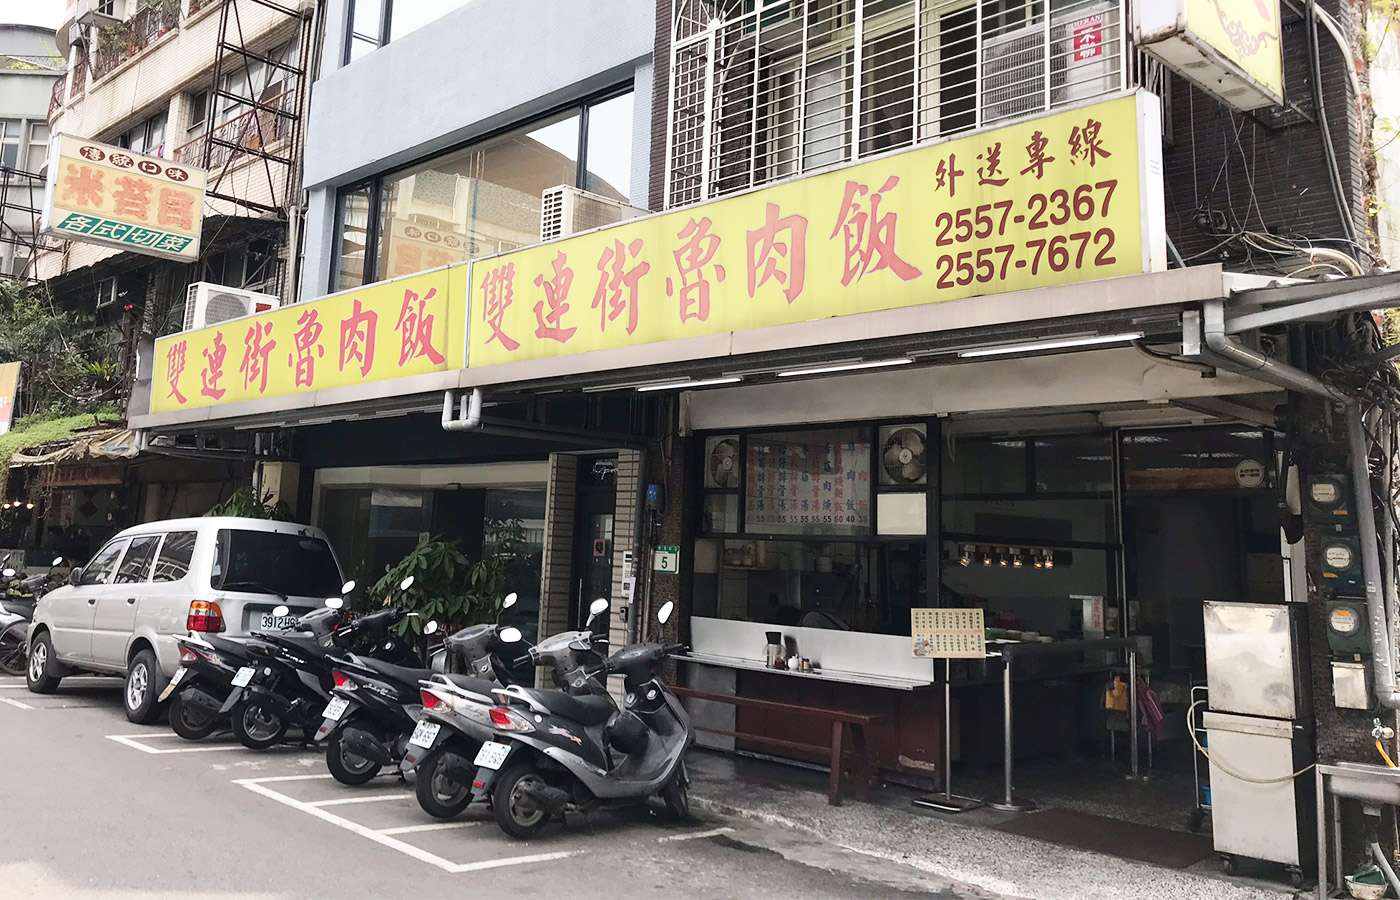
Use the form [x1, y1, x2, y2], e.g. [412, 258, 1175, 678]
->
[339, 298, 378, 377]
[593, 238, 650, 335]
[394, 287, 447, 366]
[112, 176, 154, 221]
[239, 321, 276, 394]
[288, 308, 326, 388]
[1068, 118, 1112, 166]
[977, 142, 1010, 187]
[666, 217, 726, 324]
[157, 188, 195, 231]
[480, 263, 521, 352]
[1073, 15, 1103, 61]
[201, 332, 228, 400]
[830, 176, 922, 287]
[165, 340, 188, 405]
[532, 252, 577, 344]
[746, 202, 808, 305]
[935, 154, 964, 197]
[1020, 130, 1056, 180]
[62, 164, 104, 208]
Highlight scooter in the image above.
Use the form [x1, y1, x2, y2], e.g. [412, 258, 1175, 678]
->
[316, 592, 522, 792]
[220, 577, 426, 749]
[471, 600, 693, 838]
[0, 557, 63, 677]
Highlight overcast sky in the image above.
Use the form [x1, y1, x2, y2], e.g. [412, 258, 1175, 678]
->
[3, 0, 65, 30]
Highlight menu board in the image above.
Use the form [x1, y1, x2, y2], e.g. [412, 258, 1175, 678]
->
[745, 437, 871, 535]
[912, 608, 987, 659]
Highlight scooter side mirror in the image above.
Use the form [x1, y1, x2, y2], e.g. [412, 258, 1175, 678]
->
[499, 626, 523, 644]
[399, 575, 415, 592]
[272, 604, 290, 618]
[325, 597, 344, 610]
[3, 569, 15, 579]
[657, 601, 674, 626]
[502, 592, 518, 610]
[585, 597, 609, 627]
[51, 557, 63, 568]
[424, 621, 440, 636]
[341, 580, 356, 595]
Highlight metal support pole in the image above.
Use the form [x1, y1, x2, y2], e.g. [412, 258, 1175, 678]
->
[988, 652, 1035, 812]
[1124, 647, 1146, 781]
[1315, 768, 1327, 900]
[912, 658, 982, 813]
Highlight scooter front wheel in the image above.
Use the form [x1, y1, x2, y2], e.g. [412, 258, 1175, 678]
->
[415, 746, 473, 819]
[662, 758, 691, 821]
[491, 761, 552, 839]
[231, 701, 286, 750]
[0, 622, 27, 676]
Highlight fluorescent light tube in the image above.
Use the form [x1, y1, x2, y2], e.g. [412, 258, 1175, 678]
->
[634, 376, 742, 392]
[776, 358, 914, 378]
[957, 332, 1144, 359]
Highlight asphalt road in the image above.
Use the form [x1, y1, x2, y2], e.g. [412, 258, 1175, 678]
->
[0, 675, 978, 900]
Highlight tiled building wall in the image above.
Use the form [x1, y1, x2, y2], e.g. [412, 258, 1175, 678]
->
[535, 452, 578, 688]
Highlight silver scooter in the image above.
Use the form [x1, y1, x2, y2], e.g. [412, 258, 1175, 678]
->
[471, 600, 692, 838]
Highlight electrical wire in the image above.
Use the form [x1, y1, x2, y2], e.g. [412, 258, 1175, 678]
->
[1188, 701, 1315, 785]
[1305, 0, 1359, 249]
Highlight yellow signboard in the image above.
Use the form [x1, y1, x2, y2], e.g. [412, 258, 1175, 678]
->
[0, 362, 21, 435]
[41, 134, 208, 262]
[1185, 0, 1282, 102]
[150, 269, 465, 414]
[468, 92, 1163, 369]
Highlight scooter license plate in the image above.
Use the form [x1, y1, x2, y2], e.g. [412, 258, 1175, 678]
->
[231, 666, 256, 688]
[157, 667, 187, 702]
[473, 741, 511, 770]
[409, 721, 440, 748]
[322, 697, 350, 722]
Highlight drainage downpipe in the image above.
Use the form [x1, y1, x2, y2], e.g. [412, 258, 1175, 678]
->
[1371, 842, 1400, 897]
[1199, 300, 1346, 400]
[441, 388, 484, 433]
[1347, 404, 1400, 709]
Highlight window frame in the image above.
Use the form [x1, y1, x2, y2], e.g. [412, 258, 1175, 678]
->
[330, 83, 635, 292]
[0, 119, 21, 171]
[80, 538, 131, 586]
[114, 534, 162, 585]
[344, 0, 390, 64]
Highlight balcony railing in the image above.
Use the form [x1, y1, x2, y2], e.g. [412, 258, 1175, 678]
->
[48, 77, 65, 122]
[171, 88, 296, 170]
[188, 0, 218, 16]
[91, 0, 181, 81]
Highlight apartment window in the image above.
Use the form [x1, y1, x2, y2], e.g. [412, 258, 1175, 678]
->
[201, 239, 278, 293]
[0, 120, 20, 169]
[116, 110, 168, 158]
[332, 89, 635, 291]
[26, 122, 49, 173]
[345, 0, 474, 62]
[187, 89, 209, 139]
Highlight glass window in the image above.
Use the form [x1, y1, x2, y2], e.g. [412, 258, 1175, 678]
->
[348, 0, 385, 61]
[116, 111, 167, 158]
[187, 90, 209, 137]
[114, 535, 161, 584]
[25, 122, 48, 173]
[152, 531, 197, 583]
[744, 427, 871, 537]
[583, 92, 634, 202]
[942, 438, 1027, 496]
[1122, 427, 1272, 492]
[387, 0, 473, 42]
[333, 182, 373, 292]
[80, 539, 129, 586]
[345, 0, 474, 61]
[212, 530, 342, 598]
[0, 119, 20, 169]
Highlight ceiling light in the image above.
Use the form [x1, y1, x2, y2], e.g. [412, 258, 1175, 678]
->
[776, 358, 914, 378]
[635, 376, 742, 393]
[956, 332, 1145, 359]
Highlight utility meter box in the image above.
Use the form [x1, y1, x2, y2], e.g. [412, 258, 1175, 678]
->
[1305, 474, 1352, 524]
[1319, 537, 1363, 592]
[1325, 596, 1370, 658]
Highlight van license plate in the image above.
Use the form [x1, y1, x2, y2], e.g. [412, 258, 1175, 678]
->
[232, 666, 255, 688]
[259, 613, 297, 630]
[474, 741, 511, 770]
[409, 721, 440, 748]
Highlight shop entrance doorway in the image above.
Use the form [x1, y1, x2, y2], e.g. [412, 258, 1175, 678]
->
[571, 456, 617, 634]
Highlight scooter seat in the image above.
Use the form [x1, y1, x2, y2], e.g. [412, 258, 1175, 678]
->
[204, 634, 255, 660]
[357, 657, 435, 689]
[438, 672, 499, 695]
[518, 688, 615, 726]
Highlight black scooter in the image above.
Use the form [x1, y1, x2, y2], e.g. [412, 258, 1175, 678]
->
[471, 600, 693, 838]
[0, 557, 64, 677]
[315, 592, 520, 790]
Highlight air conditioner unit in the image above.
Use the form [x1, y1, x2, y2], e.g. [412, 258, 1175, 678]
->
[539, 186, 647, 241]
[1050, 2, 1119, 105]
[980, 22, 1049, 126]
[75, 0, 125, 28]
[183, 282, 279, 332]
[67, 23, 89, 49]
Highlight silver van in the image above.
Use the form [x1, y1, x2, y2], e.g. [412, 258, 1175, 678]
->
[26, 517, 346, 723]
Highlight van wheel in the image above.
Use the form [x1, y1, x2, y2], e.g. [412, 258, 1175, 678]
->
[168, 692, 219, 740]
[415, 746, 473, 819]
[124, 649, 164, 724]
[26, 631, 61, 694]
[492, 761, 552, 839]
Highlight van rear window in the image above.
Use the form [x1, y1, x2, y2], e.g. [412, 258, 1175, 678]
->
[211, 529, 341, 598]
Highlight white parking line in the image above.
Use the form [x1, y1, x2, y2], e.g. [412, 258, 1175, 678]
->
[378, 822, 482, 836]
[307, 793, 410, 807]
[657, 826, 734, 843]
[105, 734, 242, 755]
[0, 696, 34, 710]
[236, 776, 580, 874]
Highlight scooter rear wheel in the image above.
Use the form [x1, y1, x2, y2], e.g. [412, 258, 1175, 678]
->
[168, 691, 219, 741]
[491, 761, 552, 839]
[326, 730, 382, 785]
[231, 701, 287, 750]
[0, 622, 27, 676]
[415, 746, 473, 819]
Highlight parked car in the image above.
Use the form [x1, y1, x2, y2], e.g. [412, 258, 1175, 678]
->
[25, 516, 347, 724]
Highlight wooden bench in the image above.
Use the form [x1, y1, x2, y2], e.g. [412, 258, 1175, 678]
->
[672, 685, 886, 806]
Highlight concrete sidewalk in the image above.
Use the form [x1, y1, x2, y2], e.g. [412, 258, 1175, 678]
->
[688, 751, 1303, 900]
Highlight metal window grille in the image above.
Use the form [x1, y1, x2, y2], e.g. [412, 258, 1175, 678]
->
[665, 0, 1131, 209]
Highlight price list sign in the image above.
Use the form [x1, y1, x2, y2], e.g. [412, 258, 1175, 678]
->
[746, 438, 871, 535]
[912, 608, 987, 659]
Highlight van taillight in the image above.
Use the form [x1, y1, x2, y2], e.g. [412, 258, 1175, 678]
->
[187, 600, 224, 633]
